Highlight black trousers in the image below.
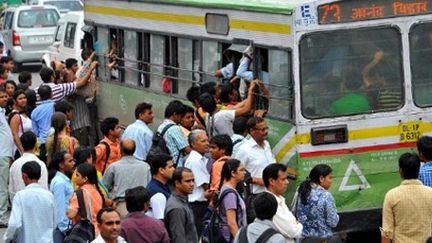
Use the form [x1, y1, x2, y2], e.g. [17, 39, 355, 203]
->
[190, 201, 209, 237]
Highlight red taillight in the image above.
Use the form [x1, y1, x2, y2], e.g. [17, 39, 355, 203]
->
[12, 31, 20, 46]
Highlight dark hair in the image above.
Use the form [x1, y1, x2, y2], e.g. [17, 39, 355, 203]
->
[65, 58, 78, 69]
[40, 67, 55, 83]
[0, 85, 5, 93]
[81, 49, 92, 61]
[73, 146, 96, 167]
[253, 192, 278, 220]
[0, 56, 13, 64]
[399, 152, 420, 179]
[121, 140, 135, 155]
[18, 71, 32, 84]
[96, 207, 119, 224]
[200, 82, 217, 96]
[49, 151, 67, 171]
[51, 112, 67, 154]
[5, 80, 16, 89]
[426, 236, 432, 243]
[125, 186, 151, 212]
[219, 82, 234, 103]
[54, 100, 74, 114]
[263, 163, 287, 188]
[417, 136, 432, 161]
[186, 86, 200, 105]
[183, 104, 194, 116]
[247, 116, 265, 132]
[22, 161, 41, 180]
[12, 89, 26, 102]
[37, 85, 52, 100]
[16, 83, 28, 91]
[134, 102, 152, 120]
[219, 159, 241, 190]
[233, 116, 248, 135]
[164, 100, 185, 118]
[148, 153, 172, 175]
[298, 164, 332, 205]
[197, 92, 216, 113]
[210, 135, 233, 156]
[20, 131, 37, 151]
[77, 163, 106, 206]
[0, 65, 6, 76]
[100, 117, 119, 136]
[172, 167, 192, 184]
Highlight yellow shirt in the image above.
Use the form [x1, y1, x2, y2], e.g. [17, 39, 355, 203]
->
[381, 179, 432, 243]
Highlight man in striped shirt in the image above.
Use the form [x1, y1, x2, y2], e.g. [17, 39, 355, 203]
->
[35, 61, 97, 104]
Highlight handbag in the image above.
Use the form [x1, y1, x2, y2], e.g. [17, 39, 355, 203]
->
[64, 189, 96, 243]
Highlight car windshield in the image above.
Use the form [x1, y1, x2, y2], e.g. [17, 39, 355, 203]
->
[18, 9, 59, 28]
[44, 1, 83, 12]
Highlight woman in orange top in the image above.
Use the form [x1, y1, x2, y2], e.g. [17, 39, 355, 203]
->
[67, 163, 105, 234]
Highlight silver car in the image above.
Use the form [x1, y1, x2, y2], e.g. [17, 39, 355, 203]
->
[0, 5, 60, 70]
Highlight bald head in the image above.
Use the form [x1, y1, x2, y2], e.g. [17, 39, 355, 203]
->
[121, 139, 136, 156]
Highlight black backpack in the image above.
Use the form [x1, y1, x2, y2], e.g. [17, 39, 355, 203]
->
[64, 189, 96, 243]
[238, 225, 278, 243]
[202, 189, 240, 243]
[147, 123, 175, 161]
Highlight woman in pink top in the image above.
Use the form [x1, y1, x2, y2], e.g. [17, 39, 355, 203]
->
[8, 90, 32, 157]
[67, 163, 105, 234]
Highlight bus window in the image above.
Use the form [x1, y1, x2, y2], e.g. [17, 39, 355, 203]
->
[300, 27, 403, 118]
[268, 49, 292, 121]
[97, 27, 109, 81]
[137, 33, 150, 88]
[178, 38, 194, 97]
[150, 34, 166, 92]
[108, 28, 124, 82]
[124, 30, 137, 86]
[193, 40, 202, 82]
[410, 23, 432, 107]
[202, 41, 221, 83]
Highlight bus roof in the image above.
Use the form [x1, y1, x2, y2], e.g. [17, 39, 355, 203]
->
[132, 0, 307, 15]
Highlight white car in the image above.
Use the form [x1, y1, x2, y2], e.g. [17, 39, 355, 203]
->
[29, 0, 83, 16]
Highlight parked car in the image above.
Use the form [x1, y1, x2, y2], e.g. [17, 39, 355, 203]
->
[28, 0, 83, 16]
[42, 11, 84, 67]
[0, 5, 60, 71]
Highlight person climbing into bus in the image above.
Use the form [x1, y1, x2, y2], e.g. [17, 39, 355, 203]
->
[215, 45, 243, 84]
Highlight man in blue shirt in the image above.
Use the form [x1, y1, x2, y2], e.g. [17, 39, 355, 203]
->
[122, 102, 154, 161]
[50, 151, 75, 243]
[4, 161, 56, 243]
[417, 136, 432, 187]
[0, 86, 14, 228]
[31, 85, 54, 162]
[147, 153, 175, 220]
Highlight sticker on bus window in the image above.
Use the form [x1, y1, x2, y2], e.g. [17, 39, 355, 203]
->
[295, 3, 318, 27]
[399, 121, 422, 143]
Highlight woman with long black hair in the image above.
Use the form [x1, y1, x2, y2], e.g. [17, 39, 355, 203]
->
[295, 164, 339, 243]
[217, 159, 247, 242]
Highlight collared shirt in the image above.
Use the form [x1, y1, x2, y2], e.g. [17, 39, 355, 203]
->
[147, 179, 171, 220]
[9, 152, 48, 202]
[50, 171, 74, 233]
[230, 134, 247, 158]
[35, 82, 77, 104]
[234, 138, 275, 193]
[122, 119, 153, 161]
[0, 107, 13, 157]
[296, 183, 339, 240]
[233, 219, 285, 243]
[381, 179, 432, 243]
[157, 119, 188, 164]
[91, 235, 127, 243]
[419, 162, 432, 187]
[185, 150, 210, 202]
[267, 191, 303, 242]
[4, 183, 56, 243]
[165, 192, 198, 243]
[120, 212, 169, 243]
[95, 136, 121, 173]
[102, 156, 151, 199]
[31, 99, 55, 144]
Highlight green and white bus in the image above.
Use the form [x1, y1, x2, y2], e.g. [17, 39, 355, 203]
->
[84, 0, 432, 233]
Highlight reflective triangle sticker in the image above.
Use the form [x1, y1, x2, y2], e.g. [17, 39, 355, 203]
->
[338, 159, 371, 191]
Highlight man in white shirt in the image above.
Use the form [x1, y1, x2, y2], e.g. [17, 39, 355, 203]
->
[9, 131, 48, 202]
[263, 163, 303, 242]
[4, 161, 56, 243]
[92, 208, 126, 243]
[184, 129, 212, 236]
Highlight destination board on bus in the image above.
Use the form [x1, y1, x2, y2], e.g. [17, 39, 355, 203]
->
[318, 0, 432, 24]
